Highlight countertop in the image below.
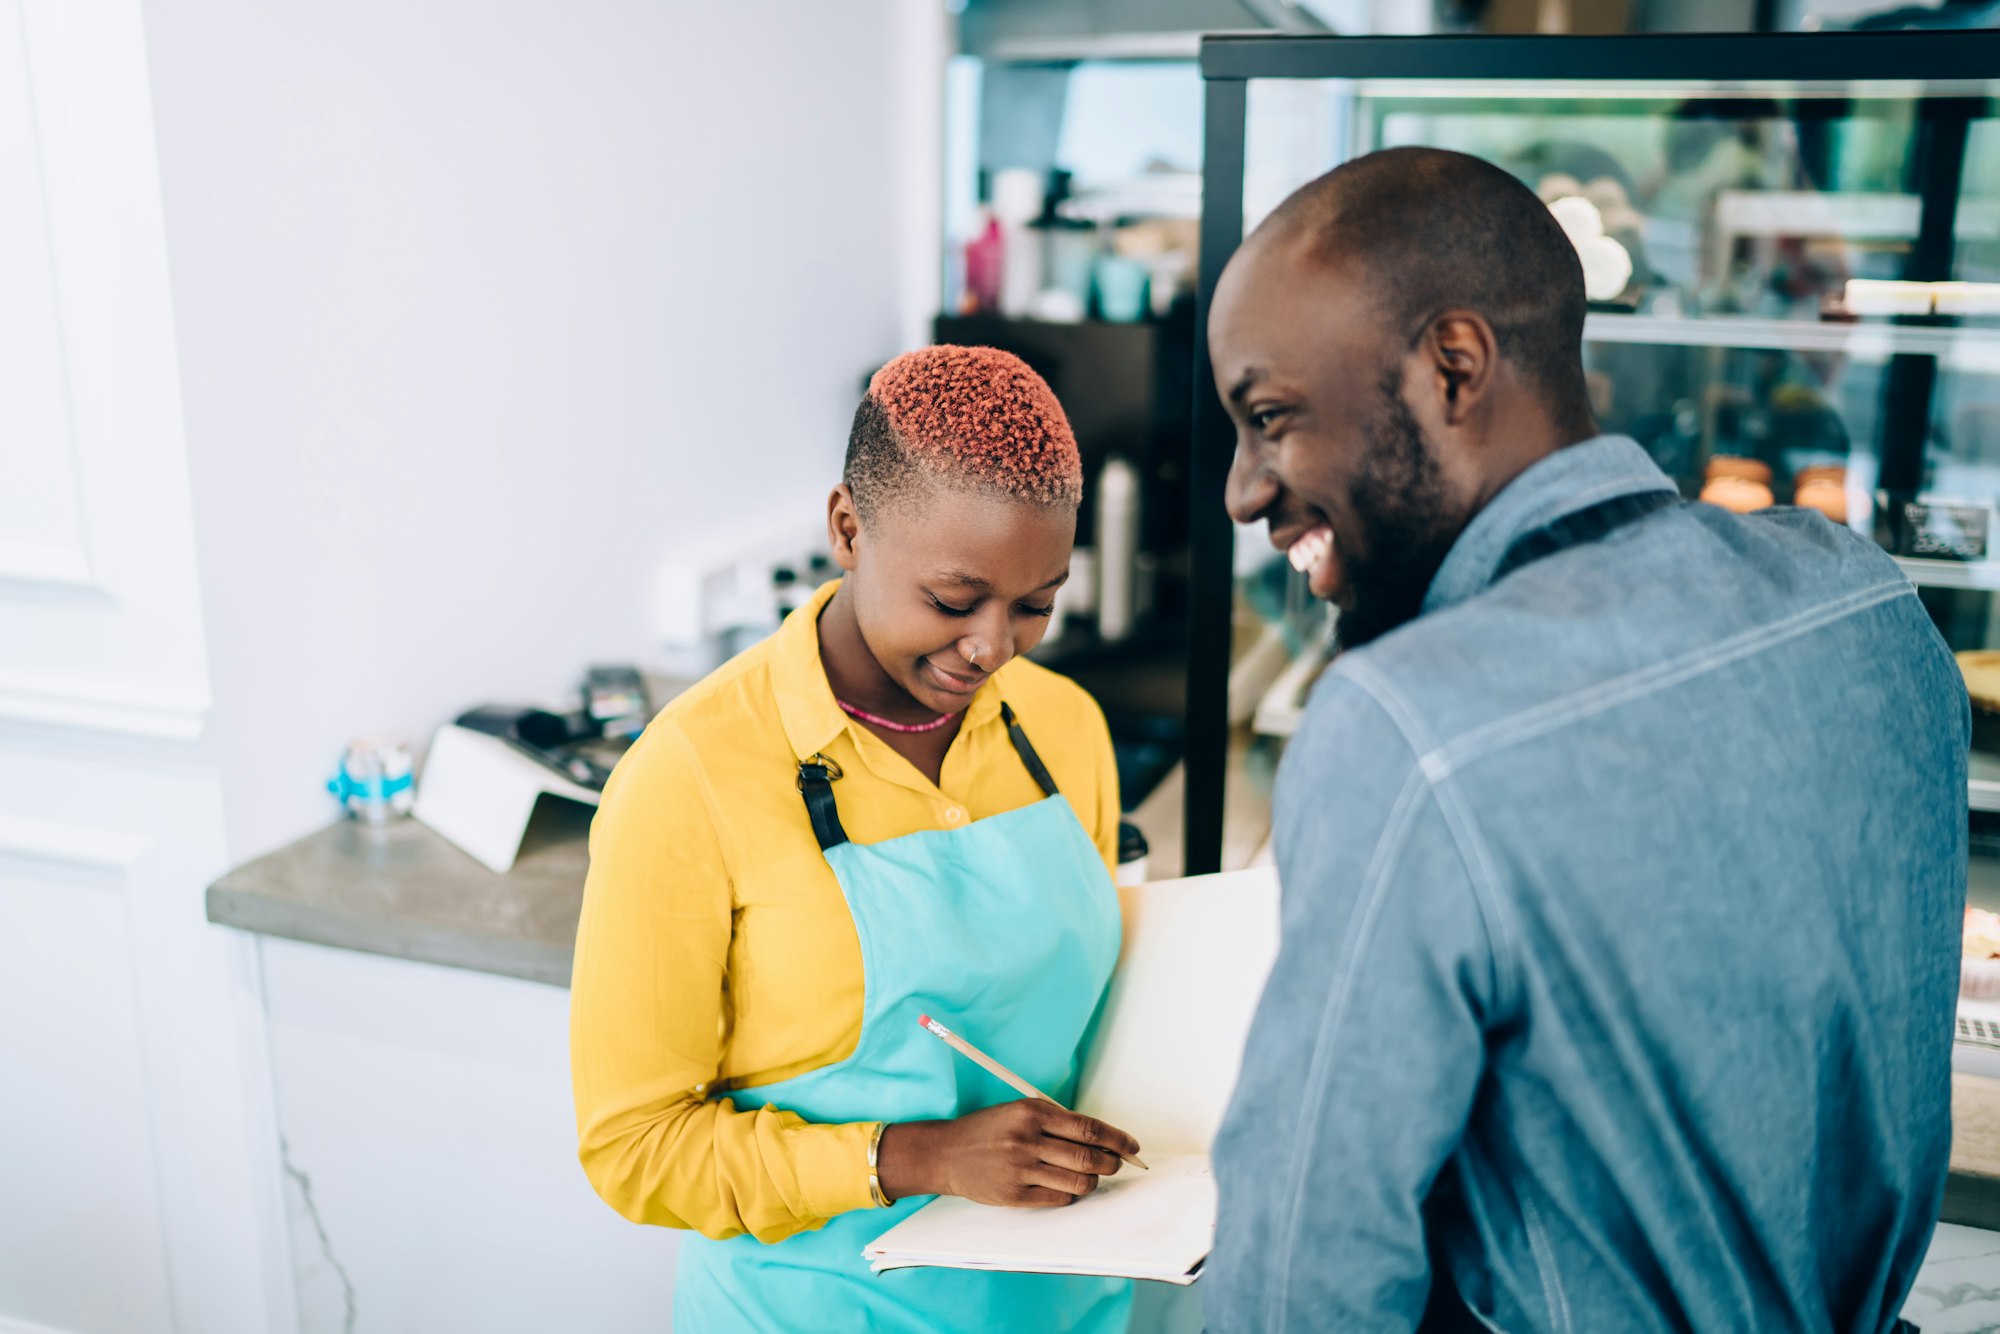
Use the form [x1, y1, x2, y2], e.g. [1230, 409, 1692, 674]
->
[205, 803, 593, 986]
[1951, 1074, 2000, 1230]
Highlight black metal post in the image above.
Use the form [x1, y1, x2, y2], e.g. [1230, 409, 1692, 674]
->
[1878, 98, 1976, 497]
[1184, 76, 1247, 877]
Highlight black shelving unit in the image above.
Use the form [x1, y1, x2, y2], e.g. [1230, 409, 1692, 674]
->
[1185, 30, 2000, 874]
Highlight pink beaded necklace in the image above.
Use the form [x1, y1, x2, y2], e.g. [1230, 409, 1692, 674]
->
[837, 698, 963, 734]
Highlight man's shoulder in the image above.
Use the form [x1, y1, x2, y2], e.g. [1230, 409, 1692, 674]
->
[1326, 502, 1926, 759]
[1281, 667, 1427, 823]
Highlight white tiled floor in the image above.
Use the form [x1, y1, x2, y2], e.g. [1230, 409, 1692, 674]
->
[1906, 1224, 2000, 1333]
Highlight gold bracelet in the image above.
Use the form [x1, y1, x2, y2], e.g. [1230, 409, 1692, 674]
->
[866, 1122, 891, 1208]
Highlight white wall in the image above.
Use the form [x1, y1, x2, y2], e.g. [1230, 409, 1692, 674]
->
[115, 3, 936, 1329]
[142, 0, 917, 864]
[0, 1, 283, 1331]
[3, 2, 931, 1327]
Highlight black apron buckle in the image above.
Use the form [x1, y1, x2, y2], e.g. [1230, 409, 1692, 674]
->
[796, 753, 844, 792]
[797, 753, 850, 851]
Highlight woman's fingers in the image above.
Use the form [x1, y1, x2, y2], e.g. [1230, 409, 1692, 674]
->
[1038, 1134, 1123, 1177]
[1032, 1105, 1142, 1160]
[1022, 1164, 1101, 1201]
[928, 1100, 1144, 1209]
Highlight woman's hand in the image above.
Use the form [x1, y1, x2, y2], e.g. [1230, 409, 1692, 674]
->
[876, 1101, 1141, 1207]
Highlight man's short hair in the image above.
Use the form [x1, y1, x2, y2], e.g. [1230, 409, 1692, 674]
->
[1269, 146, 1590, 408]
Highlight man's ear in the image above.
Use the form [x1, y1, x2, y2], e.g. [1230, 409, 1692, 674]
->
[827, 484, 863, 573]
[1422, 311, 1499, 427]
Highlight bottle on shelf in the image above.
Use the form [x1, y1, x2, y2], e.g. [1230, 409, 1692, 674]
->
[1096, 457, 1140, 643]
[962, 211, 1002, 315]
[992, 167, 1044, 319]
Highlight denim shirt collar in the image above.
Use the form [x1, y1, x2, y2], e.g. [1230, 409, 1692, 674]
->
[1422, 434, 1676, 617]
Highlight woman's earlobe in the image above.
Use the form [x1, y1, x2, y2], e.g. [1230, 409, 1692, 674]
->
[826, 485, 864, 567]
[828, 519, 862, 571]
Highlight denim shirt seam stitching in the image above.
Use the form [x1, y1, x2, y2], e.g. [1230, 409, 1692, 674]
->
[1343, 660, 1520, 1017]
[1516, 1184, 1573, 1333]
[1266, 761, 1431, 1332]
[1424, 771, 1518, 1020]
[1428, 579, 1912, 780]
[1337, 655, 1445, 756]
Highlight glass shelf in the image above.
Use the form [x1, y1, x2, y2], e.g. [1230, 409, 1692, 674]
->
[1897, 556, 2000, 593]
[1972, 752, 2000, 813]
[1584, 313, 2000, 368]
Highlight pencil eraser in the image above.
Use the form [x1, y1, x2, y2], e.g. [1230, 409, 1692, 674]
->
[918, 1014, 932, 1028]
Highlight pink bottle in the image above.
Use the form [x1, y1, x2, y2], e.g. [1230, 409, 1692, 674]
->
[963, 211, 1003, 315]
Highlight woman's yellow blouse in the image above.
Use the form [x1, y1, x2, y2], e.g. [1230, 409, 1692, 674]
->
[569, 580, 1121, 1243]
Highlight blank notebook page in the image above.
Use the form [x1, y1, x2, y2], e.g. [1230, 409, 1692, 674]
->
[863, 1154, 1215, 1284]
[861, 868, 1280, 1285]
[1072, 866, 1281, 1151]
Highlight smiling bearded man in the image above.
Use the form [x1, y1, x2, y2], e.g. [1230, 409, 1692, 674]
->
[1201, 146, 1965, 1334]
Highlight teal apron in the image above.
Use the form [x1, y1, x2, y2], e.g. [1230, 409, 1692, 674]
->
[672, 705, 1134, 1333]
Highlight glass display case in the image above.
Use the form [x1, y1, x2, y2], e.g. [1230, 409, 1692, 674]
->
[1184, 31, 2000, 875]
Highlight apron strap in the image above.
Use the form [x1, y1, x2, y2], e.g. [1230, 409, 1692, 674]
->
[794, 704, 1063, 851]
[1490, 488, 1679, 586]
[796, 754, 849, 851]
[1000, 703, 1060, 800]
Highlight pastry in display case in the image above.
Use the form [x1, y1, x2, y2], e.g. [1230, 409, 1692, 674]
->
[1698, 455, 1775, 513]
[1964, 907, 2000, 1000]
[1794, 464, 1850, 523]
[1184, 31, 2000, 876]
[1545, 189, 1637, 304]
[1959, 650, 2000, 755]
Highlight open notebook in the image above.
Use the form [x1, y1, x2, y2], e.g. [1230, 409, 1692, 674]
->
[863, 866, 1280, 1286]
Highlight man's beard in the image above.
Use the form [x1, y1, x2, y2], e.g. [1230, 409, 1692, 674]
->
[1332, 379, 1465, 652]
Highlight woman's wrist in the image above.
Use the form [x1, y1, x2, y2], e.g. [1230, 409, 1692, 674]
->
[875, 1120, 947, 1202]
[865, 1122, 890, 1206]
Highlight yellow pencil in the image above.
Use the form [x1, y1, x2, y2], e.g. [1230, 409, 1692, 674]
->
[918, 1013, 1149, 1171]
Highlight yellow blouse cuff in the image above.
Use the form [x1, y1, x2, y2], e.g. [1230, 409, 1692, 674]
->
[792, 1119, 884, 1220]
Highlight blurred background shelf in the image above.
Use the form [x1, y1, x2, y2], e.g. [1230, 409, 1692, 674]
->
[1899, 556, 2000, 592]
[1973, 753, 2000, 813]
[1584, 312, 2000, 364]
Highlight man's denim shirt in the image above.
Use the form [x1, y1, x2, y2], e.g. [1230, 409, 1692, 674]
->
[1207, 436, 1968, 1332]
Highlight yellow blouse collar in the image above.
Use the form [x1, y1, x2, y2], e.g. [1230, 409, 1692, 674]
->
[772, 578, 1005, 762]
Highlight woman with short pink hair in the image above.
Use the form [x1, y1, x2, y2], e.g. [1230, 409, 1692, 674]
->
[571, 346, 1140, 1332]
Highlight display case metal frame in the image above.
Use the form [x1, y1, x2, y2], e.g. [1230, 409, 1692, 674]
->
[1186, 30, 2000, 875]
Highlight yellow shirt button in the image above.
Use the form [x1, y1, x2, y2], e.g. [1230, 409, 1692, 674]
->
[945, 807, 966, 824]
